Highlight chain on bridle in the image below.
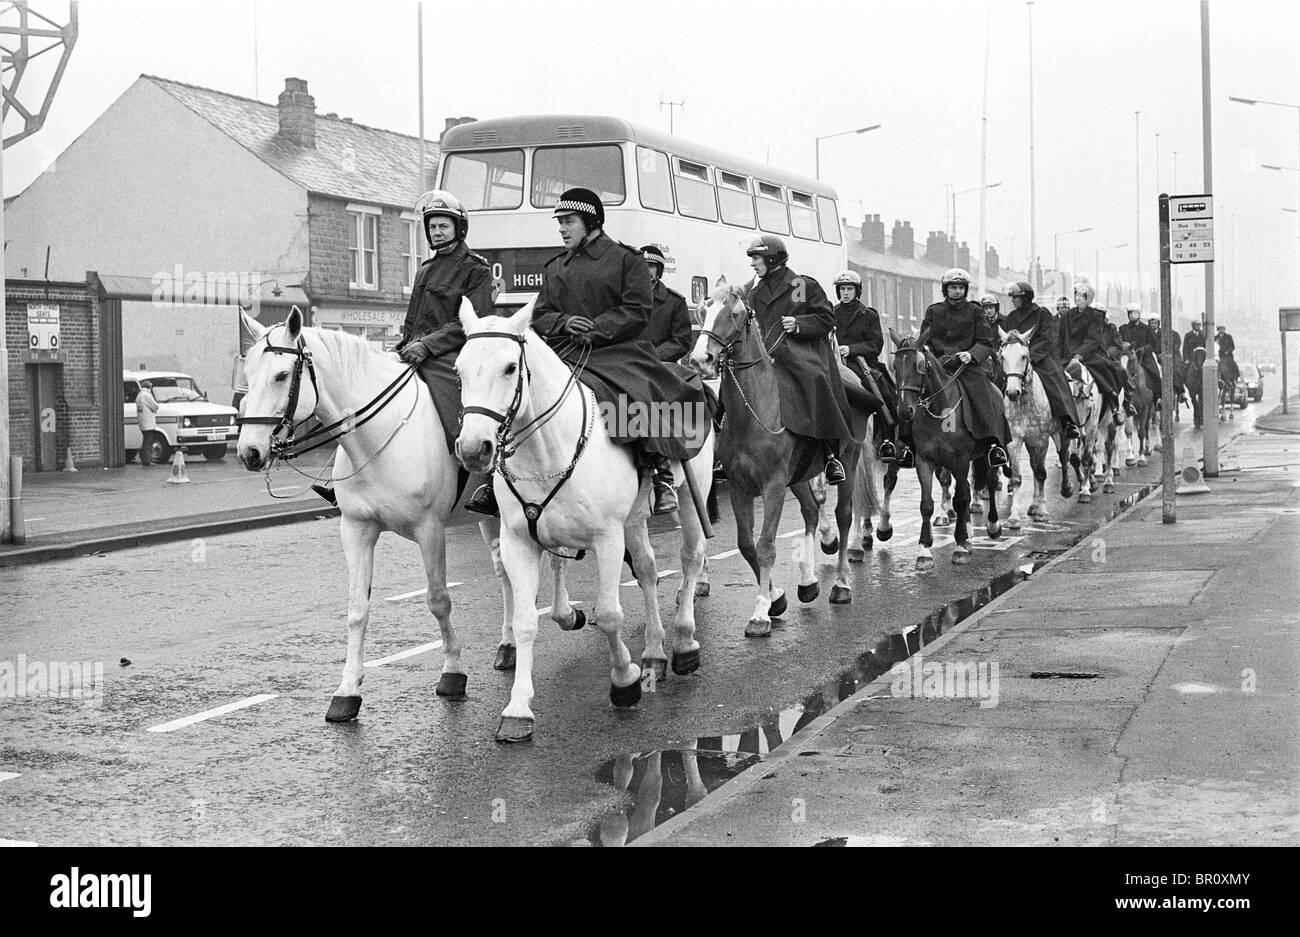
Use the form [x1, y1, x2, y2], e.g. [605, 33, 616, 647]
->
[893, 343, 965, 419]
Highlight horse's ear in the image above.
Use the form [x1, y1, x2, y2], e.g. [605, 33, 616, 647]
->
[240, 310, 267, 343]
[888, 327, 902, 347]
[716, 274, 728, 290]
[286, 305, 304, 340]
[458, 296, 482, 336]
[506, 296, 535, 334]
[1021, 325, 1035, 344]
[997, 326, 1009, 344]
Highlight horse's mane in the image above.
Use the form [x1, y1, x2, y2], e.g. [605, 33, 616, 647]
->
[1001, 330, 1030, 346]
[298, 325, 401, 381]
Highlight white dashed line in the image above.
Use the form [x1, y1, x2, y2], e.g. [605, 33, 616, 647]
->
[384, 583, 463, 602]
[364, 641, 444, 668]
[776, 529, 803, 539]
[146, 694, 278, 733]
[709, 548, 740, 560]
[0, 839, 39, 847]
[0, 773, 19, 784]
[622, 570, 680, 587]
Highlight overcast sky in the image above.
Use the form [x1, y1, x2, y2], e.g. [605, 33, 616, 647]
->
[4, 0, 1297, 335]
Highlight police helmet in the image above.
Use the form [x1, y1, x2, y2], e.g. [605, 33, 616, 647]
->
[833, 270, 863, 298]
[553, 187, 605, 229]
[415, 190, 470, 244]
[746, 234, 789, 269]
[941, 268, 972, 288]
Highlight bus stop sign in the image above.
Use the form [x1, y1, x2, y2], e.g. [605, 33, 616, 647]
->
[1168, 195, 1214, 264]
[1280, 307, 1300, 332]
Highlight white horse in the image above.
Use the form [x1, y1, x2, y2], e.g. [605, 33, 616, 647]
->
[1065, 359, 1115, 503]
[997, 327, 1074, 528]
[235, 307, 508, 722]
[454, 299, 715, 743]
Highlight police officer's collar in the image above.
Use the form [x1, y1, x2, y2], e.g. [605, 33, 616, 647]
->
[569, 229, 612, 259]
[430, 239, 465, 260]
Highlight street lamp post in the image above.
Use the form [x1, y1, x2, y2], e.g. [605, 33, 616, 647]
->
[1096, 242, 1129, 301]
[951, 182, 1001, 268]
[815, 123, 881, 179]
[1053, 226, 1093, 291]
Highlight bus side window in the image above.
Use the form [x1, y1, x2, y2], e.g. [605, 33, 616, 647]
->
[718, 171, 756, 228]
[817, 196, 842, 245]
[755, 181, 790, 235]
[674, 159, 718, 222]
[789, 190, 819, 241]
[637, 146, 675, 213]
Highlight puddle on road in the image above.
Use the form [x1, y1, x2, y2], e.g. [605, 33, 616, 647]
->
[574, 481, 1157, 846]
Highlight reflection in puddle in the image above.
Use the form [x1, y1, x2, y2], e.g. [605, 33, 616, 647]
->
[584, 557, 1062, 846]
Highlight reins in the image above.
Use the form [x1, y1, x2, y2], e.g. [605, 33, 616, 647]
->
[699, 294, 786, 435]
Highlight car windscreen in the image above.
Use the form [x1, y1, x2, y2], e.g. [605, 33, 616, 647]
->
[1240, 365, 1259, 380]
[148, 378, 204, 402]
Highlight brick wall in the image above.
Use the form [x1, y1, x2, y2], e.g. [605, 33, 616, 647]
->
[307, 193, 420, 312]
[5, 280, 104, 468]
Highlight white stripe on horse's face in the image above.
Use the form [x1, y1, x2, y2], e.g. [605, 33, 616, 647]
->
[454, 331, 523, 473]
[689, 287, 740, 377]
[236, 325, 312, 468]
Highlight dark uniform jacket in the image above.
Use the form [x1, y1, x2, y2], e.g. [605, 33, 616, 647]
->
[744, 267, 854, 442]
[1060, 304, 1125, 401]
[1120, 319, 1162, 397]
[643, 280, 693, 362]
[1215, 331, 1236, 356]
[532, 231, 707, 460]
[917, 298, 1011, 444]
[834, 298, 896, 419]
[396, 241, 494, 452]
[1000, 302, 1079, 423]
[1182, 328, 1206, 362]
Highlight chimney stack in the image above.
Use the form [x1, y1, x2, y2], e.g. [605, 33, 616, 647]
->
[926, 230, 953, 265]
[985, 246, 1000, 279]
[860, 214, 886, 251]
[956, 241, 971, 272]
[277, 78, 316, 148]
[890, 220, 915, 258]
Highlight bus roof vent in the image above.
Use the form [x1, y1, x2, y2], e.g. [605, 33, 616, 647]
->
[555, 124, 586, 139]
[471, 129, 499, 144]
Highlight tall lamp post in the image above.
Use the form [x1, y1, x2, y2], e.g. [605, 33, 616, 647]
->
[815, 123, 880, 179]
[1053, 226, 1093, 291]
[952, 182, 1001, 267]
[1096, 242, 1129, 304]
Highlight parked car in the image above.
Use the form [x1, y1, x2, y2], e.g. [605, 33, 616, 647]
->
[124, 370, 239, 464]
[1238, 363, 1263, 403]
[1256, 359, 1277, 375]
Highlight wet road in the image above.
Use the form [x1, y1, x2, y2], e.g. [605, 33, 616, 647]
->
[0, 399, 1270, 845]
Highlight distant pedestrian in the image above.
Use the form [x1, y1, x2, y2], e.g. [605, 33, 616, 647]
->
[136, 380, 160, 466]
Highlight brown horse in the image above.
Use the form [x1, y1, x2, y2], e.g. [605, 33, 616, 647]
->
[1122, 347, 1155, 466]
[691, 279, 865, 637]
[888, 329, 1002, 571]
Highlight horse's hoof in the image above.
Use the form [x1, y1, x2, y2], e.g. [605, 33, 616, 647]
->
[848, 548, 866, 563]
[876, 526, 893, 542]
[642, 657, 668, 686]
[768, 591, 788, 618]
[326, 695, 362, 723]
[986, 523, 1002, 540]
[820, 537, 839, 555]
[1137, 457, 1147, 466]
[1007, 517, 1022, 530]
[862, 533, 874, 551]
[435, 673, 467, 699]
[745, 618, 772, 638]
[558, 607, 586, 632]
[609, 678, 642, 709]
[694, 581, 711, 598]
[1102, 483, 1115, 494]
[952, 549, 970, 565]
[947, 508, 957, 520]
[915, 555, 935, 572]
[495, 715, 534, 743]
[1078, 493, 1092, 504]
[493, 644, 516, 671]
[797, 582, 819, 604]
[1125, 457, 1136, 467]
[671, 649, 700, 676]
[933, 515, 951, 528]
[829, 584, 852, 604]
[1026, 503, 1040, 517]
[1036, 512, 1050, 524]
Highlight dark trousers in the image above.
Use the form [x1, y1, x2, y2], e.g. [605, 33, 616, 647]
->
[139, 432, 153, 466]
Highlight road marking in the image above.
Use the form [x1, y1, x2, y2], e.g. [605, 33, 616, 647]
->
[384, 583, 463, 602]
[365, 641, 444, 668]
[622, 570, 680, 587]
[23, 517, 44, 523]
[709, 548, 740, 560]
[777, 529, 803, 539]
[0, 839, 39, 847]
[146, 694, 278, 733]
[0, 773, 19, 784]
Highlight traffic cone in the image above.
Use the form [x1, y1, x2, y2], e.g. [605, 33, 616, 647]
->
[63, 446, 78, 473]
[1175, 446, 1210, 496]
[166, 449, 192, 485]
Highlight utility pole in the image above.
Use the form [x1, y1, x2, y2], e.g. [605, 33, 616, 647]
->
[1, 2, 80, 543]
[977, 0, 992, 296]
[417, 2, 425, 189]
[1135, 111, 1142, 297]
[1200, 0, 1218, 476]
[1027, 1, 1037, 282]
[660, 96, 685, 135]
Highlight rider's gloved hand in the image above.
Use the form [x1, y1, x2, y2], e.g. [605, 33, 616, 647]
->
[953, 351, 973, 365]
[781, 316, 799, 334]
[561, 316, 596, 342]
[838, 345, 850, 357]
[400, 341, 430, 365]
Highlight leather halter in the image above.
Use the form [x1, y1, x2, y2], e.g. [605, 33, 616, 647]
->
[697, 293, 770, 371]
[459, 329, 589, 561]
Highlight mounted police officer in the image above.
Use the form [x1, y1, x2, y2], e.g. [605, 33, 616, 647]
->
[914, 268, 1011, 467]
[743, 235, 853, 484]
[1215, 324, 1239, 388]
[525, 187, 708, 516]
[832, 270, 896, 457]
[1001, 281, 1083, 439]
[1119, 302, 1161, 406]
[978, 293, 1007, 389]
[640, 245, 693, 363]
[312, 189, 494, 506]
[1060, 282, 1132, 425]
[1182, 317, 1206, 362]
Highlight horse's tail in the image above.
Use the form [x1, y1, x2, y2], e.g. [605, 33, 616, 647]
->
[855, 421, 881, 517]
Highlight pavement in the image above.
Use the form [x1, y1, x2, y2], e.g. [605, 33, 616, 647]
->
[636, 397, 1300, 847]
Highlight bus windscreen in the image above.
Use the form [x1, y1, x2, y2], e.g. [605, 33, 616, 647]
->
[441, 149, 525, 210]
[531, 145, 625, 208]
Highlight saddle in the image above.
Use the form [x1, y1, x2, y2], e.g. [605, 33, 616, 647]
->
[1065, 360, 1096, 402]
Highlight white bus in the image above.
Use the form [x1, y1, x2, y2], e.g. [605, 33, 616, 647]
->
[438, 115, 848, 309]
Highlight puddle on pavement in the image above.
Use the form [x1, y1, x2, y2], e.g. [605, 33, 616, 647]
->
[575, 481, 1157, 846]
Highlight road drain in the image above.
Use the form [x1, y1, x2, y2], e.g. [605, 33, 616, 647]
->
[1029, 671, 1100, 679]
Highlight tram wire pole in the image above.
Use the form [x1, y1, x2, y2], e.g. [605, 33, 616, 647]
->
[1159, 194, 1176, 524]
[1200, 0, 1219, 476]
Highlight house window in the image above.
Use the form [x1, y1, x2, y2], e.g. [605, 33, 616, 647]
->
[348, 205, 380, 289]
[402, 217, 423, 289]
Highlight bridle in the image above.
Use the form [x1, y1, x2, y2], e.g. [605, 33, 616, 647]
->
[459, 330, 592, 560]
[236, 329, 418, 463]
[1000, 335, 1034, 391]
[893, 343, 964, 419]
[698, 292, 786, 434]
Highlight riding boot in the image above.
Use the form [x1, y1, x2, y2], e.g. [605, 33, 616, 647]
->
[649, 453, 679, 516]
[823, 444, 847, 485]
[465, 477, 500, 517]
[311, 484, 338, 506]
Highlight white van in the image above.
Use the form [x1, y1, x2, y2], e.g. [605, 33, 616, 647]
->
[124, 370, 240, 463]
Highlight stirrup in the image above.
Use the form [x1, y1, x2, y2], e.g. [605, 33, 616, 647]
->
[311, 484, 337, 506]
[987, 445, 1009, 468]
[896, 446, 916, 469]
[878, 440, 898, 462]
[464, 483, 499, 517]
[824, 456, 847, 485]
